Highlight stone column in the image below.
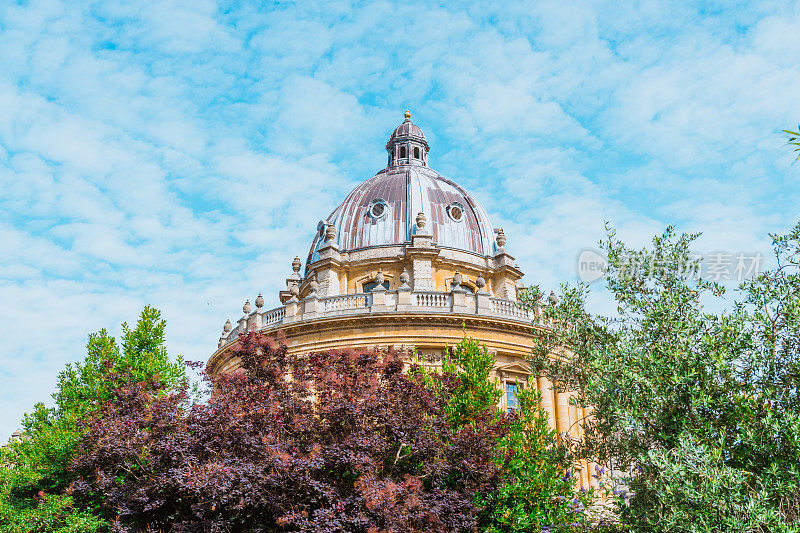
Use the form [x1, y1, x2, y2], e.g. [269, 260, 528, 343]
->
[537, 376, 558, 431]
[583, 405, 600, 488]
[569, 402, 580, 441]
[554, 388, 571, 437]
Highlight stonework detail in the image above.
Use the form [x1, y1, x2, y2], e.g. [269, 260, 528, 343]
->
[411, 258, 434, 291]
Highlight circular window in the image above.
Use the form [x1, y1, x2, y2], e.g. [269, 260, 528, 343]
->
[369, 199, 387, 219]
[447, 202, 464, 222]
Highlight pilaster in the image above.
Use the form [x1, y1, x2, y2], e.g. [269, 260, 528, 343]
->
[397, 268, 412, 309]
[370, 284, 389, 312]
[302, 293, 319, 319]
[284, 298, 300, 323]
[311, 241, 342, 298]
[492, 250, 523, 301]
[476, 290, 491, 314]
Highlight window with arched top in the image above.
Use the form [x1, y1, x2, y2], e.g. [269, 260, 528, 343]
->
[363, 280, 390, 292]
[413, 147, 420, 159]
[400, 146, 407, 158]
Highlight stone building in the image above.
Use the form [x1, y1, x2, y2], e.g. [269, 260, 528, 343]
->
[208, 111, 593, 488]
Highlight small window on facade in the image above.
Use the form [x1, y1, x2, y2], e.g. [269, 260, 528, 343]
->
[413, 147, 420, 159]
[506, 383, 519, 412]
[400, 146, 407, 158]
[368, 199, 387, 219]
[447, 202, 464, 222]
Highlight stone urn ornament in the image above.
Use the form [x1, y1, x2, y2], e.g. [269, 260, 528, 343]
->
[309, 274, 319, 296]
[400, 268, 410, 288]
[325, 223, 336, 242]
[496, 228, 506, 250]
[416, 211, 426, 230]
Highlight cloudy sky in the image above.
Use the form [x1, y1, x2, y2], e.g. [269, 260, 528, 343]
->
[1, 0, 799, 438]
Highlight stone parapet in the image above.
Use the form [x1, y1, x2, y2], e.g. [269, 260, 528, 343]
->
[217, 290, 541, 349]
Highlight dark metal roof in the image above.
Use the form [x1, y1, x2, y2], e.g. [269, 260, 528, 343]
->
[307, 165, 496, 267]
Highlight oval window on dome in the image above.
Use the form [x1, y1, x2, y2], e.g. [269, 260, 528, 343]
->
[368, 199, 387, 219]
[447, 202, 464, 222]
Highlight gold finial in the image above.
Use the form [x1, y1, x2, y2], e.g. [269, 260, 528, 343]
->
[404, 108, 411, 120]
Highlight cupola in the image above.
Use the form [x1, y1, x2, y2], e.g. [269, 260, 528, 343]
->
[386, 109, 429, 167]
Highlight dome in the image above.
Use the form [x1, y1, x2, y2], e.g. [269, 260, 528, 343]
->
[387, 110, 428, 148]
[385, 110, 430, 167]
[306, 113, 498, 269]
[307, 160, 497, 268]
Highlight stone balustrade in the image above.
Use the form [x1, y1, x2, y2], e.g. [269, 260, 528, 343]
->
[491, 297, 535, 319]
[413, 291, 449, 308]
[218, 290, 541, 348]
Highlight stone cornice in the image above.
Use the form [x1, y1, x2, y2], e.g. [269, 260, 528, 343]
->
[207, 311, 548, 374]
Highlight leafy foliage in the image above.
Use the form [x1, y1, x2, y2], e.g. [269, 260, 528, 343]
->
[0, 306, 184, 533]
[440, 336, 592, 532]
[785, 125, 800, 162]
[478, 387, 592, 533]
[524, 223, 800, 532]
[69, 332, 506, 532]
[442, 336, 503, 428]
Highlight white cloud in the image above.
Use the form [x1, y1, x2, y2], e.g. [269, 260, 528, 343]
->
[1, 0, 799, 439]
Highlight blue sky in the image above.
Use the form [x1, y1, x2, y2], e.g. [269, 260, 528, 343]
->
[1, 0, 799, 439]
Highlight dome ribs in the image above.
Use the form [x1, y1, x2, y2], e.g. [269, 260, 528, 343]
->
[307, 167, 495, 260]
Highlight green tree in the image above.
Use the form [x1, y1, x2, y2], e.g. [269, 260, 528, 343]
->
[478, 386, 592, 532]
[0, 306, 184, 533]
[525, 224, 800, 532]
[440, 336, 592, 532]
[442, 335, 503, 428]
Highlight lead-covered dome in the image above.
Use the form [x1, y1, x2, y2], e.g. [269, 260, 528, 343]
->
[388, 110, 428, 147]
[307, 113, 497, 266]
